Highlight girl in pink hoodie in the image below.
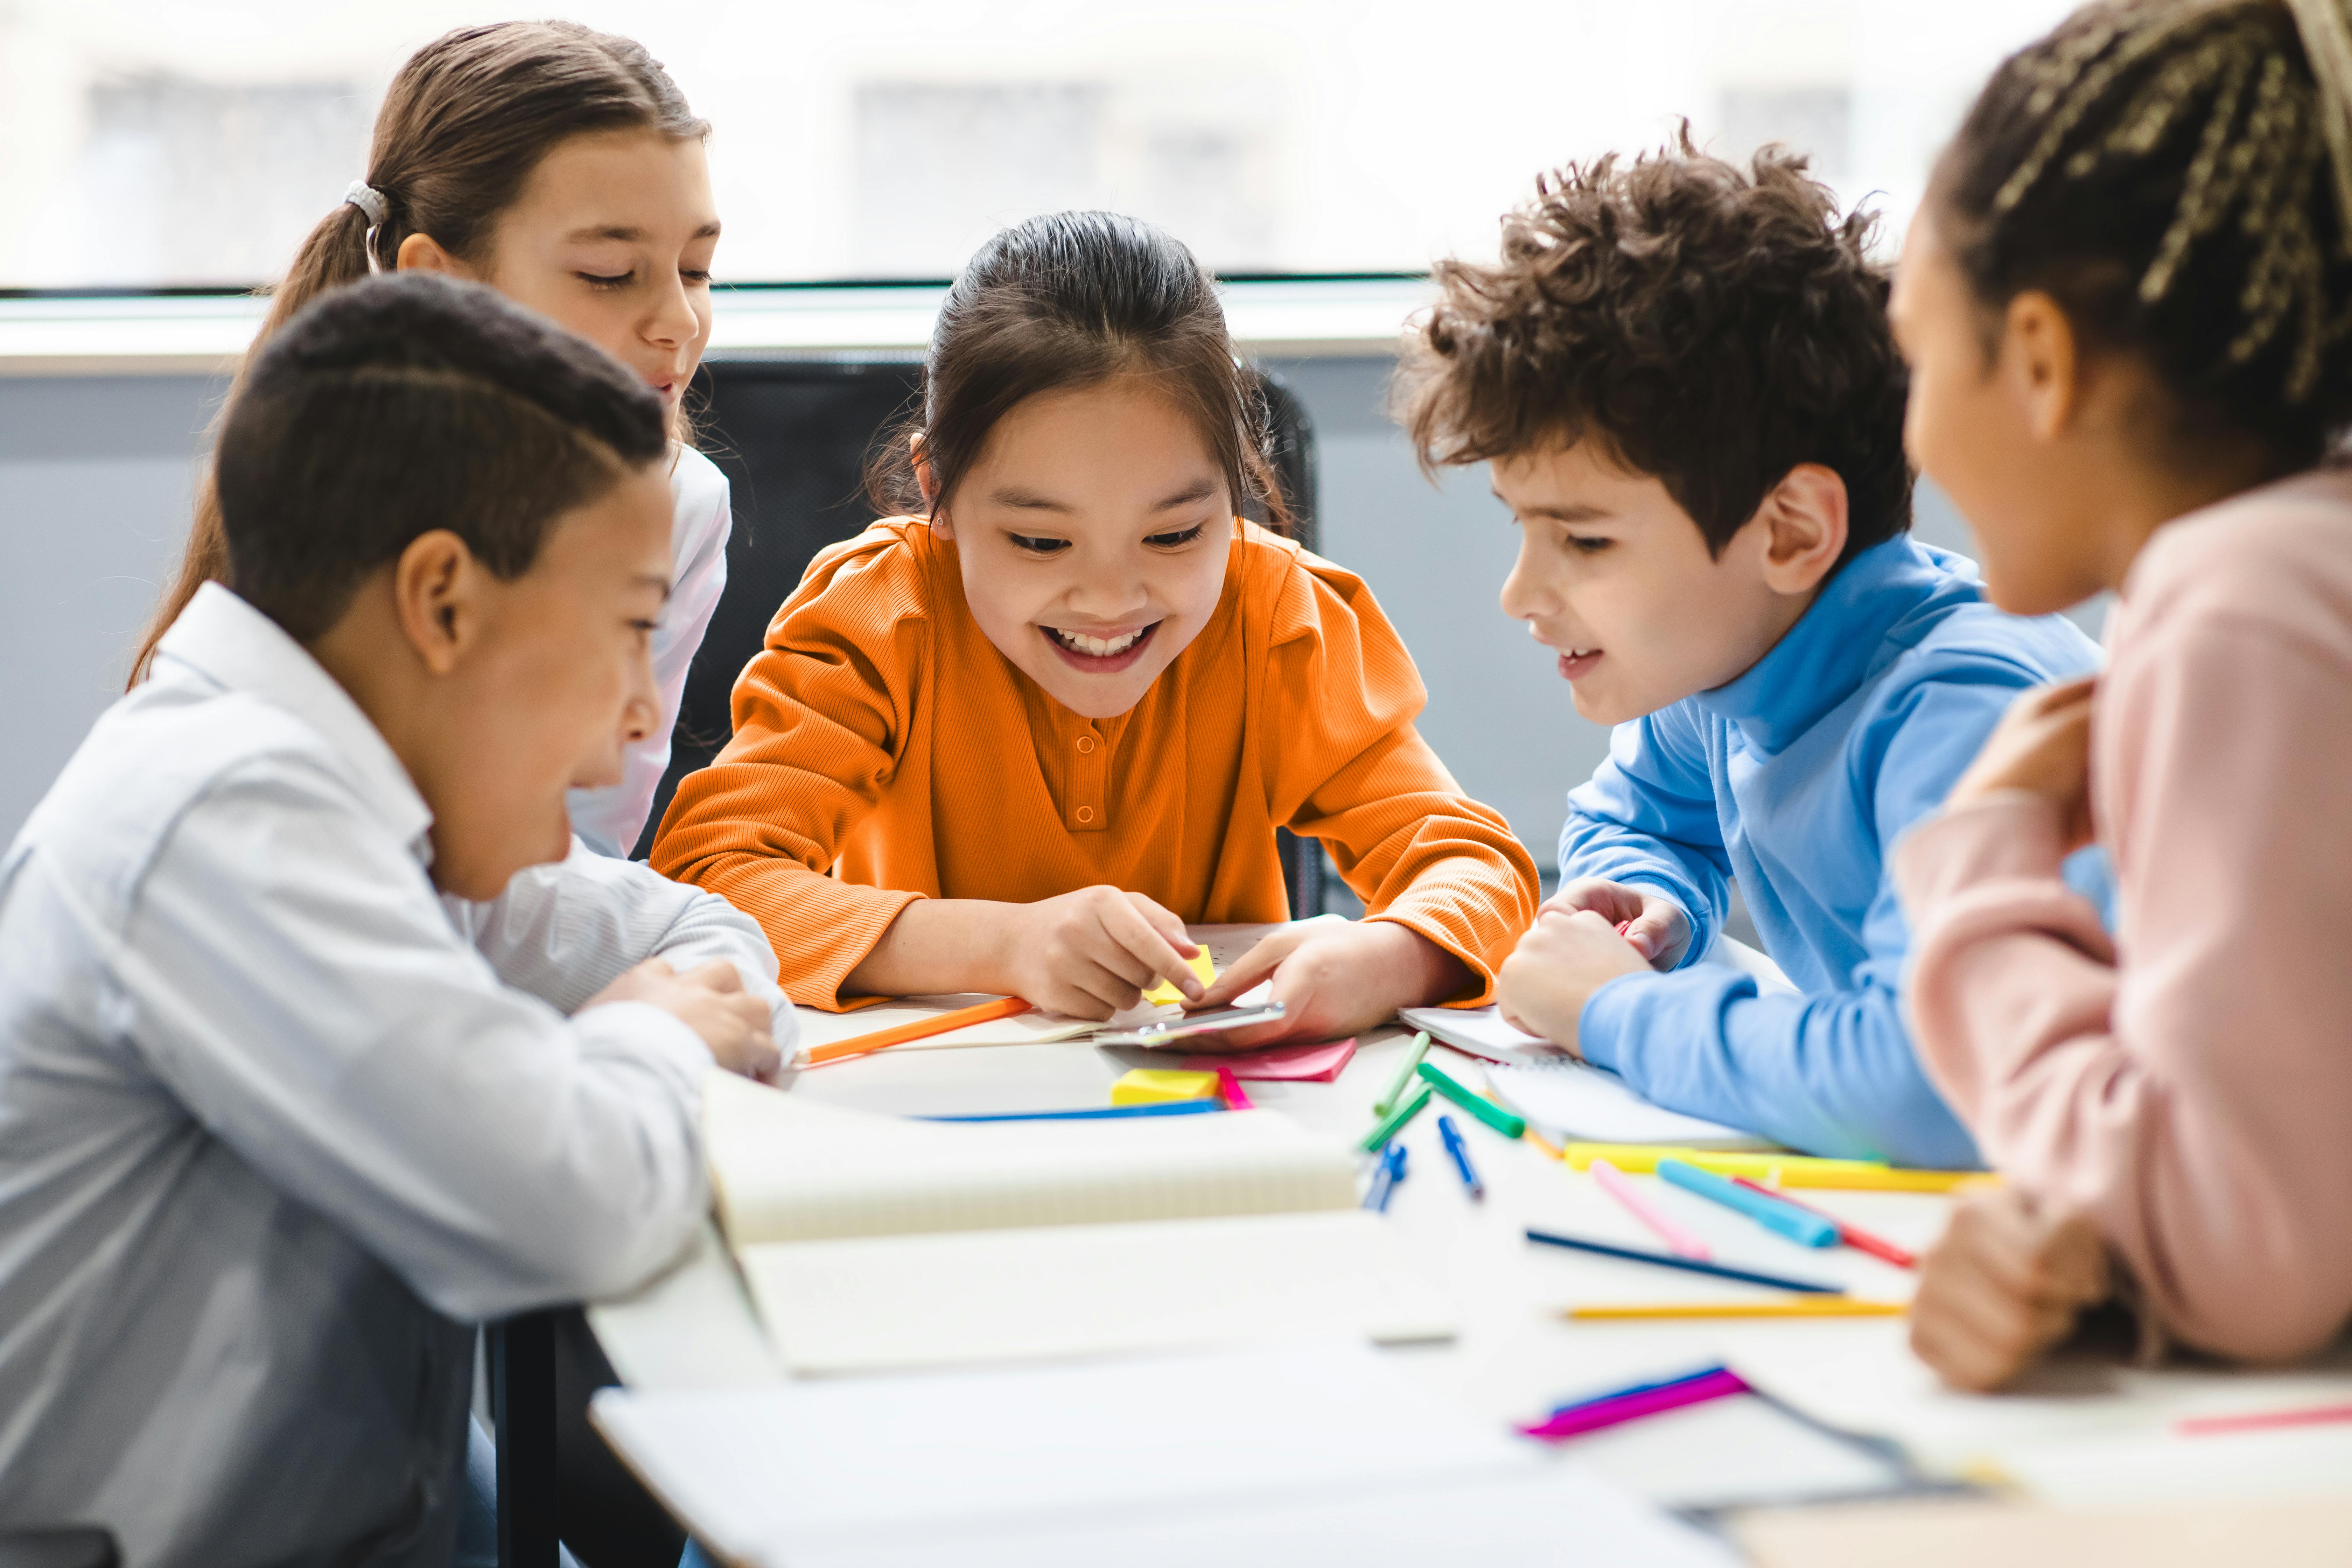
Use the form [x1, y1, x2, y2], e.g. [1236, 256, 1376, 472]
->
[1886, 0, 2352, 1390]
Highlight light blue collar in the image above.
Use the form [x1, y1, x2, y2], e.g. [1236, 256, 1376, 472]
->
[1692, 536, 1983, 754]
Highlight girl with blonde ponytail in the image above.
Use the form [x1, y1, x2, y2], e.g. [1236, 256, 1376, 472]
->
[135, 19, 730, 858]
[1884, 0, 2352, 1390]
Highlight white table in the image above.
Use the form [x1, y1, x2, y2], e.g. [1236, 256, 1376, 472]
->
[592, 1010, 2352, 1524]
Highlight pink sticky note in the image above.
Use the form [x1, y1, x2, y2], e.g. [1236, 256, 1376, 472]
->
[1183, 1037, 1357, 1082]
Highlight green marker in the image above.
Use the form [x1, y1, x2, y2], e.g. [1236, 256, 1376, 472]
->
[1371, 1030, 1432, 1118]
[1416, 1061, 1526, 1140]
[1358, 1083, 1434, 1154]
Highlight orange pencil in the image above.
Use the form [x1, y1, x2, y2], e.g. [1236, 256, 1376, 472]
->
[800, 995, 1033, 1065]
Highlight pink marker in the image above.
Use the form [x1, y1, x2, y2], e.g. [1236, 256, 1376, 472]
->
[1615, 919, 1633, 936]
[1214, 1065, 1254, 1111]
[1589, 1158, 1711, 1260]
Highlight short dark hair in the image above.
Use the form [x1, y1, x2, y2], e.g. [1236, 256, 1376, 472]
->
[1397, 135, 1913, 565]
[215, 271, 669, 641]
[866, 209, 1288, 531]
[1932, 0, 2352, 471]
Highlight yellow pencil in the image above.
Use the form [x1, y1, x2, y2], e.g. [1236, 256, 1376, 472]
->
[1566, 1298, 1910, 1320]
[1559, 1144, 1983, 1193]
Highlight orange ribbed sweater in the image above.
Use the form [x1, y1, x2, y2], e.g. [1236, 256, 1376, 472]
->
[651, 517, 1539, 1008]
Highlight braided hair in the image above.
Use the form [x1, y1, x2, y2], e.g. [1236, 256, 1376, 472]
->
[1933, 0, 2352, 463]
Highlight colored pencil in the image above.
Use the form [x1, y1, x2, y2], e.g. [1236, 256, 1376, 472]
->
[1732, 1177, 1917, 1268]
[1658, 1158, 1838, 1247]
[2177, 1402, 2352, 1437]
[1564, 1300, 1909, 1320]
[800, 995, 1032, 1065]
[1372, 1030, 1432, 1117]
[1544, 1364, 1730, 1419]
[1521, 1367, 1751, 1440]
[1590, 1158, 1711, 1259]
[923, 1100, 1225, 1122]
[1524, 1228, 1844, 1293]
[1417, 1061, 1527, 1138]
[1561, 1144, 1981, 1192]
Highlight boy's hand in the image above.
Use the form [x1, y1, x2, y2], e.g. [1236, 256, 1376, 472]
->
[588, 958, 782, 1083]
[1542, 877, 1692, 967]
[1910, 1189, 2111, 1392]
[1000, 886, 1204, 1020]
[1947, 677, 2098, 852]
[1190, 921, 1470, 1050]
[1494, 909, 1651, 1055]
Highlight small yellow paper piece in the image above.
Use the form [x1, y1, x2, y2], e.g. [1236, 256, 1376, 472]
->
[1139, 947, 1218, 1007]
[1110, 1069, 1221, 1106]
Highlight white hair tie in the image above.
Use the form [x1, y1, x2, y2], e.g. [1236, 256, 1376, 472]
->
[342, 180, 388, 228]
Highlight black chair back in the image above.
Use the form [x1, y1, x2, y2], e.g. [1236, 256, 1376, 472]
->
[642, 359, 1326, 918]
[0, 1528, 120, 1568]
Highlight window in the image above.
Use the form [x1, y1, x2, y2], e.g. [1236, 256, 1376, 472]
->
[0, 0, 2080, 288]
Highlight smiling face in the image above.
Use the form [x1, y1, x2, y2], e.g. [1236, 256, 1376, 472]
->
[931, 377, 1234, 719]
[1492, 439, 1821, 725]
[462, 128, 719, 416]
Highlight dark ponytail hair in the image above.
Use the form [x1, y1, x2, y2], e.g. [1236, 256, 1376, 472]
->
[1931, 0, 2352, 472]
[129, 20, 708, 684]
[867, 210, 1289, 533]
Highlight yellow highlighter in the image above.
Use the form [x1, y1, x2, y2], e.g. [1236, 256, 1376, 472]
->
[1140, 946, 1218, 1008]
[1110, 1068, 1221, 1106]
[1560, 1144, 1984, 1193]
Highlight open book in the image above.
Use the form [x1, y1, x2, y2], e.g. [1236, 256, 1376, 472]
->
[704, 1073, 1455, 1374]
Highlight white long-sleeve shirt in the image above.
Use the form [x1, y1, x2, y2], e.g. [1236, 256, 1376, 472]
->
[568, 443, 732, 857]
[0, 583, 792, 1568]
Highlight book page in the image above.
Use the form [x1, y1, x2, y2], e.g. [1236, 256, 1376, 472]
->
[705, 1072, 1357, 1247]
[738, 1210, 1455, 1374]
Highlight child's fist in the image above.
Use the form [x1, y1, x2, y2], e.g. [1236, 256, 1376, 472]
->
[1002, 886, 1204, 1020]
[1542, 878, 1691, 968]
[1910, 1189, 2111, 1391]
[1494, 908, 1651, 1053]
[589, 958, 782, 1082]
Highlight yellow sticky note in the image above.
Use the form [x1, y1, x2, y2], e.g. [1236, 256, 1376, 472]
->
[1110, 1069, 1221, 1106]
[1139, 947, 1217, 1007]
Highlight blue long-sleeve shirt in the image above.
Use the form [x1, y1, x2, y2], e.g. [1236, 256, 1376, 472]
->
[1564, 537, 2104, 1168]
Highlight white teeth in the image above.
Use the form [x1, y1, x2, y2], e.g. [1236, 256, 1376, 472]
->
[1053, 627, 1143, 657]
[1569, 647, 1599, 657]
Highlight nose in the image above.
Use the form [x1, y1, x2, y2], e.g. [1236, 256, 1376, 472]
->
[643, 265, 701, 354]
[1497, 530, 1550, 623]
[1058, 564, 1153, 623]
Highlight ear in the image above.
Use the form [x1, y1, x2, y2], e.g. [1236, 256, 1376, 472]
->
[395, 231, 474, 279]
[1756, 463, 1849, 596]
[2002, 290, 2081, 444]
[388, 530, 483, 676]
[910, 431, 950, 538]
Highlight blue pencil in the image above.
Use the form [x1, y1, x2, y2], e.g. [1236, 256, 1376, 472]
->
[1546, 1364, 1730, 1420]
[1523, 1228, 1844, 1293]
[924, 1100, 1225, 1123]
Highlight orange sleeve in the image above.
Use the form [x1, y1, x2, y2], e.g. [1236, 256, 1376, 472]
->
[649, 525, 926, 1008]
[1262, 550, 1540, 1004]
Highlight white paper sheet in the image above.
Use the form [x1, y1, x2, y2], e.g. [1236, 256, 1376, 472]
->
[591, 1339, 1738, 1568]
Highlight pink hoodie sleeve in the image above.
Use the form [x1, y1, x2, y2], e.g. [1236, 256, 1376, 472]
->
[1893, 608, 2352, 1362]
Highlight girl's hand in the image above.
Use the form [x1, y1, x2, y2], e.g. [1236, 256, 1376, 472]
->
[1189, 921, 1471, 1050]
[1494, 909, 1650, 1055]
[1000, 886, 1205, 1020]
[1948, 677, 2099, 852]
[1910, 1190, 2111, 1392]
[1542, 877, 1691, 967]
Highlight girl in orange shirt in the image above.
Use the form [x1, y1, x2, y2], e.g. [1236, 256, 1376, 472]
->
[653, 211, 1538, 1041]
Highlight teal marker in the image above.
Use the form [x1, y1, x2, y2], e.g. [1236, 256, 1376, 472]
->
[1657, 1157, 1838, 1247]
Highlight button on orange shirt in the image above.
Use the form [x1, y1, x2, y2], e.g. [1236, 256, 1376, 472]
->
[651, 517, 1539, 1009]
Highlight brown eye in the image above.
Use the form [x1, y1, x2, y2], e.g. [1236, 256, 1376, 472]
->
[1146, 524, 1206, 547]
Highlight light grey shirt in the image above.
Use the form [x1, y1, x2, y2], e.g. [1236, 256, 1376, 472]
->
[0, 584, 793, 1567]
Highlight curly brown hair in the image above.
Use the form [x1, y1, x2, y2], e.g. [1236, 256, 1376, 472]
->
[1396, 134, 1913, 565]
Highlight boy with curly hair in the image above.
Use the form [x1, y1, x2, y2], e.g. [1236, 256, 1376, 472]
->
[1396, 140, 2104, 1167]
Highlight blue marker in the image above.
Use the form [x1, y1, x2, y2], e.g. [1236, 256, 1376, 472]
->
[1367, 1141, 1409, 1213]
[1657, 1157, 1838, 1247]
[1436, 1113, 1485, 1202]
